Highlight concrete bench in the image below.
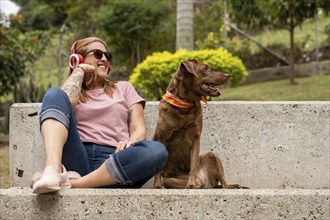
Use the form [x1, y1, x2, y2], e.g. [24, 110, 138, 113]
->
[1, 101, 329, 219]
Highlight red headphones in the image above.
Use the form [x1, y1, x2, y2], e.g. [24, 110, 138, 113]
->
[69, 40, 84, 69]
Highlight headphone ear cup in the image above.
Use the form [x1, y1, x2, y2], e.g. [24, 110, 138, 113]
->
[69, 53, 84, 69]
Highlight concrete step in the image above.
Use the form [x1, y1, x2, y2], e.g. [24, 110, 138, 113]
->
[3, 101, 330, 219]
[1, 188, 329, 220]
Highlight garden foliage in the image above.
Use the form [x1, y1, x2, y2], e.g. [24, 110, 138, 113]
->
[129, 48, 248, 100]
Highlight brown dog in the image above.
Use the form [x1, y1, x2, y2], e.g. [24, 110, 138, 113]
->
[152, 59, 246, 189]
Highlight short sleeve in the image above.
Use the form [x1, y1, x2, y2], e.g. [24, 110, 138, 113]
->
[117, 81, 146, 109]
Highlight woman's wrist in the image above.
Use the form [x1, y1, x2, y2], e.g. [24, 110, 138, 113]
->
[74, 65, 85, 73]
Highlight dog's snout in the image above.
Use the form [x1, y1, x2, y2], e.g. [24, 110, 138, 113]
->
[224, 74, 230, 78]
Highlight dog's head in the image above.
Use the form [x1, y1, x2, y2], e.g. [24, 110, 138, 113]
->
[169, 59, 229, 98]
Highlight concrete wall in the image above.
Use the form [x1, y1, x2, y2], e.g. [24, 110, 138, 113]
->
[9, 101, 330, 189]
[4, 101, 330, 220]
[246, 60, 330, 84]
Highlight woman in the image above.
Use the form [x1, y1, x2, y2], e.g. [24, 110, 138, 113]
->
[31, 37, 168, 193]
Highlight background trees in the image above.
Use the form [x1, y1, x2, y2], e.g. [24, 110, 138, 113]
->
[90, 0, 175, 77]
[0, 14, 51, 97]
[230, 0, 330, 85]
[1, 0, 329, 95]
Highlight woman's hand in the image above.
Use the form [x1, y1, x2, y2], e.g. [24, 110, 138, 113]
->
[115, 140, 136, 153]
[76, 64, 97, 87]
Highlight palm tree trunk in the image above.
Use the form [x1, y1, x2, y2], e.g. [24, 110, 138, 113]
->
[176, 0, 194, 51]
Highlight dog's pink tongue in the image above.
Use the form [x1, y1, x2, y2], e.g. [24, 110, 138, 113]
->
[202, 84, 221, 96]
[213, 87, 221, 96]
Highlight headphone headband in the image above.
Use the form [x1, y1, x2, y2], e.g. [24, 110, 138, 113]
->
[70, 40, 80, 53]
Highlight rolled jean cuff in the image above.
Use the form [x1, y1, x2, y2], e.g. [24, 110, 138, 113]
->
[105, 155, 132, 185]
[39, 108, 70, 129]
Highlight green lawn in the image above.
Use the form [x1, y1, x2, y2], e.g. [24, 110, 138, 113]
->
[251, 12, 329, 53]
[0, 134, 9, 188]
[216, 75, 330, 101]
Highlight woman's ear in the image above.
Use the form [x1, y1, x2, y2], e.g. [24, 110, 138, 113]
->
[107, 65, 111, 75]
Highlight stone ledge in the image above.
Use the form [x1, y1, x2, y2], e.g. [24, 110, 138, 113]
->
[246, 60, 330, 84]
[1, 188, 329, 220]
[10, 101, 330, 189]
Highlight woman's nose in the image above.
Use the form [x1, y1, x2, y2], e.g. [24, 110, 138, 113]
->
[101, 54, 107, 61]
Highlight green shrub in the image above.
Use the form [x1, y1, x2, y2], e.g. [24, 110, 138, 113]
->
[129, 48, 248, 100]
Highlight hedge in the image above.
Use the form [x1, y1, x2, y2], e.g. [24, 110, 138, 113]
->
[129, 48, 248, 100]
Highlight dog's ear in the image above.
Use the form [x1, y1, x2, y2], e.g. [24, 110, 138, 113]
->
[180, 60, 198, 76]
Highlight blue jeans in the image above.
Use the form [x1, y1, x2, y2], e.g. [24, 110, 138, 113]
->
[39, 87, 168, 188]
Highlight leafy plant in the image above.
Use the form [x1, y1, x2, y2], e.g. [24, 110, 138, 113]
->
[0, 14, 52, 96]
[195, 25, 252, 61]
[130, 48, 248, 100]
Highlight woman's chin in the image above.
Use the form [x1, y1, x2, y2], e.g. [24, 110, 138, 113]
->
[97, 69, 108, 78]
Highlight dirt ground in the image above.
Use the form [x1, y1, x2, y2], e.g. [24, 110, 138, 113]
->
[0, 134, 10, 188]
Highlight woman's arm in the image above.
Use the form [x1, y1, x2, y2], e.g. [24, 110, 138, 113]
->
[128, 102, 146, 142]
[61, 67, 84, 108]
[116, 102, 146, 153]
[61, 64, 96, 108]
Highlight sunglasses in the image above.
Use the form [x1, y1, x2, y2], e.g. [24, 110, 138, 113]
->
[83, 49, 112, 62]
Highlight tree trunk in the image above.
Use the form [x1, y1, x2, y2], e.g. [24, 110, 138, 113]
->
[289, 2, 298, 85]
[289, 26, 297, 85]
[136, 35, 141, 64]
[176, 0, 194, 51]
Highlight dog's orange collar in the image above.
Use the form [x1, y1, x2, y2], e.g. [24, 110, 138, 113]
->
[162, 91, 207, 109]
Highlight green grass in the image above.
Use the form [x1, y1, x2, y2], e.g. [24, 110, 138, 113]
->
[0, 134, 9, 188]
[216, 75, 330, 101]
[0, 147, 9, 188]
[251, 12, 329, 53]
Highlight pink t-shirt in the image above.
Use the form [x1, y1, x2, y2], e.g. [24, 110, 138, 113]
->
[74, 81, 145, 147]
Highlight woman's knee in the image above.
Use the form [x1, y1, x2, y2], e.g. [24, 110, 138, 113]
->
[40, 87, 72, 128]
[43, 87, 66, 103]
[142, 140, 168, 166]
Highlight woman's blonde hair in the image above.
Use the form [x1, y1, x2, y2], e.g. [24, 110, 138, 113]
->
[67, 37, 116, 103]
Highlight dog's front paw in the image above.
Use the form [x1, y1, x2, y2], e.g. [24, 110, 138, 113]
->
[153, 184, 162, 189]
[228, 184, 250, 189]
[196, 184, 212, 189]
[185, 184, 197, 189]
